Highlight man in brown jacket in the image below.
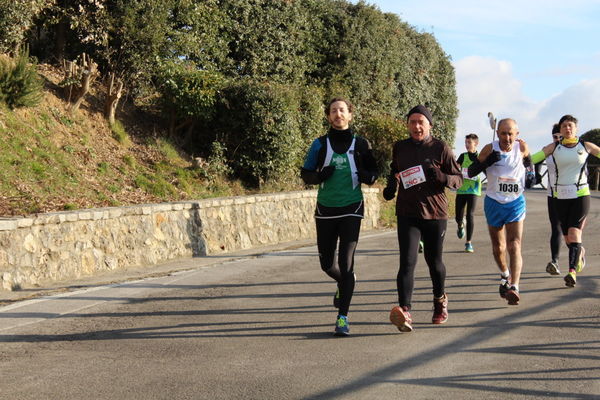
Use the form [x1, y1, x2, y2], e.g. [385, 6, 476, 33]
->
[383, 105, 462, 332]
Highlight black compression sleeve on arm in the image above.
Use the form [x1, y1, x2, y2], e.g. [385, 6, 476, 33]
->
[467, 159, 486, 178]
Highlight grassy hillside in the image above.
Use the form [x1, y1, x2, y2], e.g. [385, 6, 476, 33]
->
[0, 64, 450, 224]
[0, 65, 252, 217]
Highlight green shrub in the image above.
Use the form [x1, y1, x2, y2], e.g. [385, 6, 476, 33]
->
[134, 173, 177, 198]
[0, 50, 43, 109]
[359, 114, 408, 175]
[582, 129, 600, 166]
[0, 1, 47, 53]
[214, 80, 324, 187]
[158, 62, 225, 123]
[154, 138, 181, 162]
[97, 162, 110, 174]
[111, 120, 131, 146]
[122, 155, 135, 168]
[202, 141, 232, 180]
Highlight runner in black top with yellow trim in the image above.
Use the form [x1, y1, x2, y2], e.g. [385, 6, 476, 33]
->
[530, 114, 600, 287]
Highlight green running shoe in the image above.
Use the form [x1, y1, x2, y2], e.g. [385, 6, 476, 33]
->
[457, 224, 465, 239]
[576, 247, 586, 273]
[564, 271, 576, 287]
[465, 243, 474, 253]
[334, 315, 349, 336]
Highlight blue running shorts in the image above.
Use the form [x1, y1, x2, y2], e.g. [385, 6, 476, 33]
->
[484, 194, 526, 228]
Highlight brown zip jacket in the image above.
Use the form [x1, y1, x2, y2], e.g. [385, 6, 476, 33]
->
[390, 135, 462, 219]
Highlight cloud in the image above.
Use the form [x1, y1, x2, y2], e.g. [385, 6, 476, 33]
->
[452, 56, 600, 152]
[453, 56, 536, 149]
[537, 80, 600, 132]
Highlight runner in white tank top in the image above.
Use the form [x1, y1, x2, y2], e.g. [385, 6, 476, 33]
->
[485, 140, 525, 204]
[466, 118, 530, 306]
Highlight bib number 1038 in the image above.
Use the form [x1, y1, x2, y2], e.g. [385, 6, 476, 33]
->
[496, 176, 520, 197]
[498, 182, 519, 193]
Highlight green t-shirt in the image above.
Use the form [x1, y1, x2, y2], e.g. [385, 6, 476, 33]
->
[457, 152, 481, 196]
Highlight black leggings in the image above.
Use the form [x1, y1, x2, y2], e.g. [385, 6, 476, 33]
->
[396, 216, 447, 309]
[547, 196, 562, 262]
[455, 194, 477, 241]
[315, 216, 361, 316]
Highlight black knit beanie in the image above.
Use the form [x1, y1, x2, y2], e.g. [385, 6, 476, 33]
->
[406, 105, 433, 125]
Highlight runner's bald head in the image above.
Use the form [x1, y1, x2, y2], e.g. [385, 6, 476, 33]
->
[497, 118, 518, 131]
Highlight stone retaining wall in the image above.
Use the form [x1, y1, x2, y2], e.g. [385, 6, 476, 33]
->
[0, 189, 380, 291]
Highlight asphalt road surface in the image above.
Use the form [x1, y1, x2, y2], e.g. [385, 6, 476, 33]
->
[1, 190, 599, 399]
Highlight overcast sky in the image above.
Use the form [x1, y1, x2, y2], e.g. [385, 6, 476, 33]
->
[365, 0, 600, 152]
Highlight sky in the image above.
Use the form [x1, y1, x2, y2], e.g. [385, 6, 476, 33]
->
[366, 0, 600, 152]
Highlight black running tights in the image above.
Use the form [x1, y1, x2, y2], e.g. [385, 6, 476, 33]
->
[547, 196, 562, 262]
[396, 216, 447, 309]
[315, 216, 361, 316]
[455, 194, 477, 241]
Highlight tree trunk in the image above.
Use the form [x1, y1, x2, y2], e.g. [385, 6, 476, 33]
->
[104, 73, 123, 125]
[69, 53, 98, 112]
[54, 18, 68, 63]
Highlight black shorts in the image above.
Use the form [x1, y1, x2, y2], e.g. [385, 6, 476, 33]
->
[555, 196, 590, 234]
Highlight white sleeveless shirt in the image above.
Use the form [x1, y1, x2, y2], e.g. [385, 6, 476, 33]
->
[551, 141, 589, 199]
[485, 141, 525, 204]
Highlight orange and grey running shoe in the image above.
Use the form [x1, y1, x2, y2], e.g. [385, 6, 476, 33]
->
[546, 261, 560, 275]
[390, 306, 413, 332]
[505, 287, 520, 305]
[432, 293, 449, 324]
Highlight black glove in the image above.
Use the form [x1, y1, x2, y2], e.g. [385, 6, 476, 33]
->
[357, 169, 376, 185]
[484, 150, 501, 166]
[382, 173, 397, 200]
[525, 170, 535, 189]
[425, 167, 447, 185]
[318, 165, 335, 182]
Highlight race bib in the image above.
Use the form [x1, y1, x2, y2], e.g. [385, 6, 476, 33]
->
[554, 184, 578, 199]
[462, 167, 473, 180]
[496, 176, 520, 198]
[400, 165, 426, 189]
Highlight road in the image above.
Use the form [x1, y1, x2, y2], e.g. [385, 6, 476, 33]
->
[0, 190, 599, 399]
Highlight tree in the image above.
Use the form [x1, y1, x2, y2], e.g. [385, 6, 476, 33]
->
[581, 128, 600, 166]
[15, 0, 459, 187]
[220, 0, 315, 84]
[0, 0, 53, 53]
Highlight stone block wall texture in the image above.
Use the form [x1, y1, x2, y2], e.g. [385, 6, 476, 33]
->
[0, 189, 380, 291]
